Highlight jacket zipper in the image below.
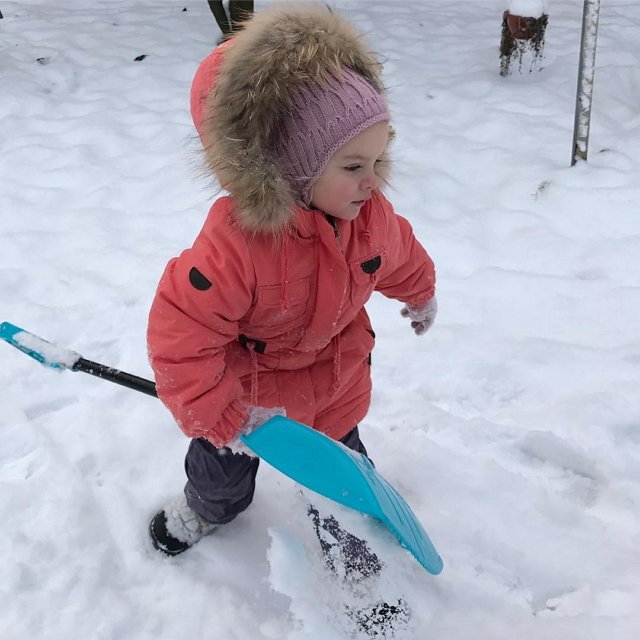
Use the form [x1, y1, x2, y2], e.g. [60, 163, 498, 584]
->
[325, 215, 340, 244]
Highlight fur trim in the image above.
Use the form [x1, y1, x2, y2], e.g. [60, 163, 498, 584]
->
[203, 2, 390, 233]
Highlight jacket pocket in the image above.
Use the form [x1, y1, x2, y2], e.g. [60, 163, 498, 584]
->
[349, 251, 385, 307]
[250, 276, 311, 334]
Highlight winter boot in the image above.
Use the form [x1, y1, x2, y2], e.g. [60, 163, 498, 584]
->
[149, 495, 217, 556]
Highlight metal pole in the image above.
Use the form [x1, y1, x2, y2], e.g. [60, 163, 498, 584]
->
[571, 0, 601, 166]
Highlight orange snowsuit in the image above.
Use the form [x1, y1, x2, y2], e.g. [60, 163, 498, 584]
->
[147, 13, 436, 447]
[147, 192, 435, 446]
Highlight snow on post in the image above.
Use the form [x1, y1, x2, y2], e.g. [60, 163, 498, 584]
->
[571, 0, 601, 166]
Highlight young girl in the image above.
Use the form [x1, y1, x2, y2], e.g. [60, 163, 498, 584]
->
[147, 3, 437, 556]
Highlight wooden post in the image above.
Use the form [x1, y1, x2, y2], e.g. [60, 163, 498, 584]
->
[571, 0, 601, 165]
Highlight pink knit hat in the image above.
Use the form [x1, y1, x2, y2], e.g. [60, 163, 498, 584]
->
[272, 68, 390, 206]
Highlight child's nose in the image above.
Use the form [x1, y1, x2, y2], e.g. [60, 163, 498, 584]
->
[360, 170, 379, 191]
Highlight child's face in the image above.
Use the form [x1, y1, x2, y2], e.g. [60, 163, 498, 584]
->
[310, 121, 389, 221]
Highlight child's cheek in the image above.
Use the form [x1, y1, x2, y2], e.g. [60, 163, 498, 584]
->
[334, 178, 357, 202]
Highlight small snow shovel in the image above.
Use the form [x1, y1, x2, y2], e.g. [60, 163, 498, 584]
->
[1, 321, 443, 574]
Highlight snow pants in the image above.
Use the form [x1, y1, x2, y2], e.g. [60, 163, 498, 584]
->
[184, 427, 369, 524]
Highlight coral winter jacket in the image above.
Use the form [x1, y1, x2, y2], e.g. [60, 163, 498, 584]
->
[147, 191, 435, 447]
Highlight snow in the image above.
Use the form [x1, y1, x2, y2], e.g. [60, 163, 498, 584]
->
[1, 1, 639, 639]
[11, 328, 82, 368]
[507, 0, 548, 19]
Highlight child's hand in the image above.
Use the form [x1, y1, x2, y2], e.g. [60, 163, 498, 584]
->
[226, 405, 286, 457]
[401, 297, 438, 336]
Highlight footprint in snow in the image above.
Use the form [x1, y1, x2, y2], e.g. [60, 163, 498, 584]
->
[23, 396, 78, 421]
[0, 417, 49, 482]
[534, 584, 637, 618]
[515, 431, 602, 507]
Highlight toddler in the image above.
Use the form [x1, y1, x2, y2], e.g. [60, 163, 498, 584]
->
[147, 3, 437, 555]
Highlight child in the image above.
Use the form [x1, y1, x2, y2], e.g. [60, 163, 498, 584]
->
[147, 3, 437, 556]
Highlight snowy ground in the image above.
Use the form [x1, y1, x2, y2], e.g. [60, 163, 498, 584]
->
[1, 1, 639, 639]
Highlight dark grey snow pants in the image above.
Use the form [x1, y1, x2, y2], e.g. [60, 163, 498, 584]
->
[184, 426, 369, 524]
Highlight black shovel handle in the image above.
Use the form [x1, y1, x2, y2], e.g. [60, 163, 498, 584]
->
[72, 358, 158, 397]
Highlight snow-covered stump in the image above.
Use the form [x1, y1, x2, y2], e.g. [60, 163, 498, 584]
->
[571, 0, 601, 165]
[500, 0, 549, 76]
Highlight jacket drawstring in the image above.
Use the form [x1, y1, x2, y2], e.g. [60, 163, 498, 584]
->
[246, 240, 287, 406]
[280, 241, 289, 310]
[328, 331, 342, 397]
[247, 341, 259, 406]
[328, 275, 347, 398]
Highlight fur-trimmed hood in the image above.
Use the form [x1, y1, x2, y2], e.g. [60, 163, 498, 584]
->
[193, 3, 390, 233]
